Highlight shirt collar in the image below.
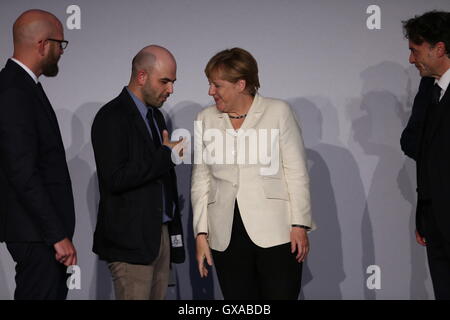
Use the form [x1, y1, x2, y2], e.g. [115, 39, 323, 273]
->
[435, 67, 450, 94]
[10, 58, 39, 84]
[126, 86, 149, 118]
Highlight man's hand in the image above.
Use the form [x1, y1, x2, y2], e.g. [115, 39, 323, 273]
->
[162, 130, 185, 159]
[196, 234, 213, 278]
[415, 229, 427, 246]
[54, 238, 77, 266]
[162, 130, 183, 149]
[290, 227, 309, 263]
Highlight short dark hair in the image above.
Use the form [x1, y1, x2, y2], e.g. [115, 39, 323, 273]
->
[403, 10, 450, 57]
[205, 47, 260, 96]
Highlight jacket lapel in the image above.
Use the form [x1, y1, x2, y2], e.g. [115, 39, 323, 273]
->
[8, 60, 63, 138]
[221, 94, 266, 138]
[120, 88, 155, 150]
[238, 94, 265, 130]
[429, 85, 450, 141]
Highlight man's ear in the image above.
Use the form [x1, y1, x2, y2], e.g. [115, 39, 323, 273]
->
[435, 41, 447, 58]
[37, 39, 47, 57]
[137, 70, 148, 86]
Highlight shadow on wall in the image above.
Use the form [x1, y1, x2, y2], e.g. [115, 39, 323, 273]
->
[57, 102, 113, 300]
[289, 97, 348, 299]
[166, 101, 218, 300]
[0, 245, 11, 299]
[349, 61, 429, 299]
[78, 103, 114, 300]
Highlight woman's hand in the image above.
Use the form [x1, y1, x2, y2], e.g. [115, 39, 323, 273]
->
[290, 227, 310, 263]
[196, 233, 213, 278]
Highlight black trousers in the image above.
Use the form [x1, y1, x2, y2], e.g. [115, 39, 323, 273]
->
[6, 242, 69, 300]
[212, 203, 302, 300]
[418, 201, 450, 300]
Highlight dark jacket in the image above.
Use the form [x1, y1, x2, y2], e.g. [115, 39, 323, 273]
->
[0, 59, 75, 245]
[401, 76, 450, 241]
[91, 87, 185, 264]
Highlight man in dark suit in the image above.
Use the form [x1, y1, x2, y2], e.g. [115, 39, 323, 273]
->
[0, 10, 77, 300]
[401, 11, 450, 300]
[91, 45, 185, 300]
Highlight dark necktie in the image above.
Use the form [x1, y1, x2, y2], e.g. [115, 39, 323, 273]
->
[431, 83, 442, 105]
[146, 108, 162, 148]
[146, 108, 174, 219]
[418, 83, 443, 200]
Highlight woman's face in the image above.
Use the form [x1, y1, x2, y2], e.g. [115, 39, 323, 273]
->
[208, 75, 242, 113]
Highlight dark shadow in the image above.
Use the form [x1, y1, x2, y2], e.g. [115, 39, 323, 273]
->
[77, 103, 113, 300]
[350, 61, 429, 299]
[165, 101, 217, 300]
[289, 97, 349, 299]
[58, 102, 112, 300]
[88, 172, 112, 299]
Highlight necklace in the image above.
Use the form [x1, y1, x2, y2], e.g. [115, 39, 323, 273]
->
[228, 113, 247, 119]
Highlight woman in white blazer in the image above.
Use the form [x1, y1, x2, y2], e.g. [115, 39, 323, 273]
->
[191, 48, 315, 299]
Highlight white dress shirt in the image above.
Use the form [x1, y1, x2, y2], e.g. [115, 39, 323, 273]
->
[435, 67, 450, 101]
[10, 58, 39, 84]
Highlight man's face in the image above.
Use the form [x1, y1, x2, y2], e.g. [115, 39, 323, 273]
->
[42, 24, 64, 77]
[141, 60, 176, 108]
[409, 40, 439, 77]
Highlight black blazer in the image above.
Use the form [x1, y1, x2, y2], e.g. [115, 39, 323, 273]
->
[91, 88, 185, 264]
[401, 76, 450, 241]
[0, 59, 75, 245]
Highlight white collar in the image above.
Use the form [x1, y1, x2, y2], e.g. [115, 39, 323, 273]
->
[435, 67, 450, 94]
[10, 58, 39, 84]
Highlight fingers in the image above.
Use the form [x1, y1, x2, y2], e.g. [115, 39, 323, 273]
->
[292, 238, 309, 263]
[197, 254, 208, 278]
[291, 229, 309, 263]
[54, 238, 77, 266]
[415, 230, 427, 247]
[64, 250, 77, 266]
[197, 249, 213, 278]
[196, 235, 212, 278]
[162, 130, 185, 152]
[416, 235, 427, 246]
[162, 130, 169, 143]
[297, 244, 309, 263]
[205, 251, 213, 267]
[58, 249, 77, 266]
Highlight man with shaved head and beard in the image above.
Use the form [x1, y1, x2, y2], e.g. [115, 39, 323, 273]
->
[0, 10, 77, 300]
[91, 45, 185, 300]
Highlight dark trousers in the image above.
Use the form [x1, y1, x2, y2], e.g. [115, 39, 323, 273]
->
[418, 201, 450, 300]
[6, 242, 69, 300]
[212, 203, 302, 300]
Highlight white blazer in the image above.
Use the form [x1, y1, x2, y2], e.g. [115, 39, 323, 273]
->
[191, 94, 315, 251]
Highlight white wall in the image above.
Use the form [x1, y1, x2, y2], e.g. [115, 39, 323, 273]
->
[1, 0, 449, 299]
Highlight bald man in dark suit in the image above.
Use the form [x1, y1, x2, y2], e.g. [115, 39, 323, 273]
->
[0, 10, 76, 300]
